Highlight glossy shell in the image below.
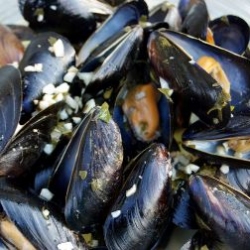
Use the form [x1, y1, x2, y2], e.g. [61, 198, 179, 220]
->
[104, 143, 173, 250]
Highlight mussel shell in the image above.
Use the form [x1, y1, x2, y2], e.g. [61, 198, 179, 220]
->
[148, 30, 231, 127]
[0, 102, 64, 178]
[0, 178, 87, 249]
[104, 143, 173, 250]
[83, 25, 144, 95]
[188, 175, 250, 249]
[161, 30, 250, 115]
[0, 25, 24, 67]
[178, 0, 209, 40]
[18, 32, 75, 121]
[183, 115, 250, 166]
[113, 78, 173, 161]
[209, 15, 250, 54]
[148, 1, 181, 31]
[62, 106, 123, 232]
[19, 0, 111, 43]
[77, 0, 148, 67]
[0, 66, 22, 154]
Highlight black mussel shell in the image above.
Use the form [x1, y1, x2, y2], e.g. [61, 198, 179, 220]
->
[0, 25, 24, 67]
[178, 0, 209, 40]
[183, 115, 250, 166]
[180, 230, 222, 250]
[161, 30, 250, 116]
[58, 105, 124, 232]
[18, 0, 112, 43]
[0, 66, 22, 154]
[83, 25, 144, 96]
[148, 30, 231, 127]
[0, 102, 64, 178]
[0, 178, 87, 249]
[101, 0, 126, 7]
[104, 143, 173, 250]
[18, 32, 75, 122]
[187, 175, 250, 249]
[209, 15, 250, 55]
[149, 1, 181, 31]
[77, 0, 148, 67]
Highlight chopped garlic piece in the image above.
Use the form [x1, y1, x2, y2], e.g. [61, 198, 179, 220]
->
[111, 210, 121, 218]
[185, 164, 200, 175]
[59, 109, 69, 120]
[53, 39, 64, 57]
[57, 242, 74, 250]
[220, 164, 230, 174]
[126, 184, 137, 197]
[43, 83, 56, 94]
[64, 123, 73, 131]
[63, 72, 76, 83]
[39, 188, 54, 201]
[55, 83, 70, 94]
[24, 63, 43, 72]
[43, 144, 55, 155]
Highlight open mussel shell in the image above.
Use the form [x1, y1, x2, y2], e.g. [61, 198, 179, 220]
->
[0, 102, 64, 178]
[186, 175, 250, 249]
[161, 30, 250, 116]
[0, 178, 87, 249]
[148, 30, 231, 127]
[18, 0, 112, 43]
[0, 25, 24, 67]
[0, 66, 22, 154]
[55, 105, 124, 232]
[183, 115, 250, 166]
[83, 25, 144, 96]
[178, 0, 209, 40]
[112, 62, 174, 162]
[104, 143, 173, 250]
[18, 32, 75, 122]
[77, 0, 148, 67]
[209, 15, 250, 54]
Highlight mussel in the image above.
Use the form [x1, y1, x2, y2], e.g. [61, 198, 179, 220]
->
[47, 105, 124, 232]
[104, 143, 173, 250]
[19, 32, 75, 121]
[18, 0, 113, 43]
[175, 175, 250, 249]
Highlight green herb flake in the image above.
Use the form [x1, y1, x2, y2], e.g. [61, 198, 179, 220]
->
[99, 102, 111, 123]
[48, 36, 57, 46]
[79, 170, 87, 180]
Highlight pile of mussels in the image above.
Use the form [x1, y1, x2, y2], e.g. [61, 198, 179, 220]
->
[0, 0, 250, 249]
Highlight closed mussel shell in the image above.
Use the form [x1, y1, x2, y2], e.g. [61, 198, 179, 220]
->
[18, 32, 75, 122]
[104, 143, 173, 250]
[0, 102, 64, 178]
[64, 105, 123, 232]
[188, 175, 250, 249]
[18, 0, 112, 43]
[0, 178, 87, 250]
[178, 0, 209, 40]
[0, 66, 22, 154]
